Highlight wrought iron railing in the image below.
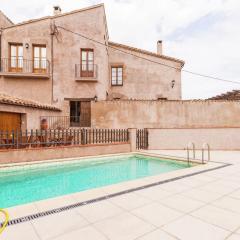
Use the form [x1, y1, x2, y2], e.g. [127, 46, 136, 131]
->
[40, 116, 92, 129]
[75, 64, 98, 79]
[0, 129, 129, 149]
[0, 58, 50, 75]
[136, 129, 149, 150]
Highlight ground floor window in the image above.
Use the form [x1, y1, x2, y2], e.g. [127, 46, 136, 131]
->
[70, 101, 91, 127]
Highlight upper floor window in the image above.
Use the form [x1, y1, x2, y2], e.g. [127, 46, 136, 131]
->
[81, 49, 94, 77]
[33, 45, 47, 73]
[10, 44, 23, 72]
[111, 66, 123, 86]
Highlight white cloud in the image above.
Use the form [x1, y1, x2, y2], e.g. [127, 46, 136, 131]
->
[1, 0, 240, 99]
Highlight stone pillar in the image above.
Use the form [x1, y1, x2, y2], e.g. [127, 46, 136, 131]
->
[128, 128, 137, 152]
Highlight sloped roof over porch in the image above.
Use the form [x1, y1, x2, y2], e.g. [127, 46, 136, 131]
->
[0, 93, 61, 111]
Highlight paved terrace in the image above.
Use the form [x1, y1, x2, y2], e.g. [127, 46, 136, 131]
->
[1, 150, 240, 240]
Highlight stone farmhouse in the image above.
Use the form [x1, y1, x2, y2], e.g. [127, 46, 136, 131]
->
[0, 4, 185, 131]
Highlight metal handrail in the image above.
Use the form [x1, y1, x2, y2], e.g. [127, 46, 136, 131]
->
[202, 143, 210, 164]
[75, 64, 98, 79]
[0, 58, 50, 74]
[186, 142, 195, 166]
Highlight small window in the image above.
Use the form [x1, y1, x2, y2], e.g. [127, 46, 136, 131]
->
[9, 43, 23, 72]
[33, 45, 47, 73]
[111, 66, 123, 86]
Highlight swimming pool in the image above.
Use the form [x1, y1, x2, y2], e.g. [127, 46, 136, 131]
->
[0, 154, 191, 208]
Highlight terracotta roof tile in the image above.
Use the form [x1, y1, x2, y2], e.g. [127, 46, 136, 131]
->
[109, 41, 185, 66]
[208, 90, 240, 100]
[0, 93, 61, 111]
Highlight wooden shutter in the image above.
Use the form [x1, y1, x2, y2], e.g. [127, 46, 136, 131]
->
[80, 101, 91, 127]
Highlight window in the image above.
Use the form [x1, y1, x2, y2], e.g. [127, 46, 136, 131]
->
[9, 44, 23, 72]
[81, 49, 94, 77]
[33, 45, 47, 73]
[111, 66, 123, 86]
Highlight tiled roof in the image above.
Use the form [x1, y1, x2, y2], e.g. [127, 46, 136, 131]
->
[208, 90, 240, 100]
[0, 93, 61, 111]
[109, 41, 185, 66]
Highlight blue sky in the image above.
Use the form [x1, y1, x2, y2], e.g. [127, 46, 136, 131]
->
[1, 0, 240, 99]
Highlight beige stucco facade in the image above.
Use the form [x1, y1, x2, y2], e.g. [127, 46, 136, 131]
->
[148, 128, 240, 150]
[91, 100, 240, 129]
[108, 42, 183, 100]
[0, 4, 185, 130]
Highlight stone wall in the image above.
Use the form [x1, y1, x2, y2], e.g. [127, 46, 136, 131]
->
[91, 100, 240, 129]
[0, 4, 109, 109]
[108, 43, 182, 100]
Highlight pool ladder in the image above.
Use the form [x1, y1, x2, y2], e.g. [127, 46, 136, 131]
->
[186, 142, 210, 165]
[201, 143, 210, 164]
[187, 142, 195, 166]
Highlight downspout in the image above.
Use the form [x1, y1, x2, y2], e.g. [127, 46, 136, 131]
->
[50, 20, 59, 104]
[0, 29, 2, 71]
[50, 21, 54, 104]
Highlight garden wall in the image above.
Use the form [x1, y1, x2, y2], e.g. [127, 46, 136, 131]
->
[0, 143, 131, 164]
[91, 100, 240, 129]
[148, 128, 240, 150]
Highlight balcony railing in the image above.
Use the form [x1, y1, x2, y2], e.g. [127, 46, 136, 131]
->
[75, 64, 98, 81]
[0, 58, 50, 78]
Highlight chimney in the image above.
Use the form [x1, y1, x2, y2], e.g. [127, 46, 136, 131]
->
[53, 6, 61, 15]
[157, 40, 162, 55]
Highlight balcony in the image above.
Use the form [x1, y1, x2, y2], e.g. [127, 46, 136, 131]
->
[75, 64, 98, 82]
[0, 58, 50, 79]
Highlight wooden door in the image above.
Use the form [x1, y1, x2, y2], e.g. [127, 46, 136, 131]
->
[0, 112, 21, 131]
[33, 45, 47, 73]
[80, 101, 91, 127]
[9, 44, 23, 72]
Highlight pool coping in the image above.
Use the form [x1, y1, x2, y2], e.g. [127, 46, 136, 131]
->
[0, 152, 231, 227]
[0, 151, 202, 171]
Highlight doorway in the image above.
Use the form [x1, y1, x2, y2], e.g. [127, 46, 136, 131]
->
[0, 112, 21, 131]
[70, 101, 91, 127]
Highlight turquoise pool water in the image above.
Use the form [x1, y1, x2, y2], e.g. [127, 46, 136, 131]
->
[0, 154, 191, 208]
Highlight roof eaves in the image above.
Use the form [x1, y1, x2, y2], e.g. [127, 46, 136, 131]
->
[109, 41, 185, 66]
[2, 3, 105, 30]
[0, 10, 14, 25]
[0, 94, 61, 111]
[208, 90, 240, 100]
